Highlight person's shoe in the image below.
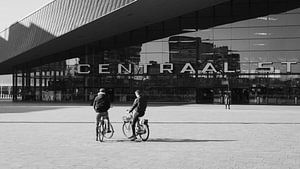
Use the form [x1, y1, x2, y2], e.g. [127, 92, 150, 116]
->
[128, 135, 135, 139]
[128, 135, 137, 141]
[96, 137, 99, 141]
[130, 137, 137, 141]
[137, 129, 146, 134]
[106, 129, 112, 133]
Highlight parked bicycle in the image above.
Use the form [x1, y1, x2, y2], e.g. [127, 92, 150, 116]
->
[97, 116, 114, 142]
[122, 112, 150, 141]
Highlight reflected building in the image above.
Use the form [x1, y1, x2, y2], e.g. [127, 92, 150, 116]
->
[169, 36, 240, 74]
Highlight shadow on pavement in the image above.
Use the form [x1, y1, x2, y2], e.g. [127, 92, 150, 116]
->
[114, 138, 237, 143]
[0, 100, 83, 114]
[0, 106, 71, 114]
[147, 138, 237, 143]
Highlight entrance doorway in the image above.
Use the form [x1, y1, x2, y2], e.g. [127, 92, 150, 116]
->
[196, 88, 214, 104]
[231, 88, 249, 104]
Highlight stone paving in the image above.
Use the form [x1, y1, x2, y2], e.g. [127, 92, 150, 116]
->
[0, 102, 300, 169]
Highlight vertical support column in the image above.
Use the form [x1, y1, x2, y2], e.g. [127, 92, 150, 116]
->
[44, 71, 47, 91]
[143, 26, 150, 93]
[195, 11, 199, 103]
[61, 61, 65, 102]
[39, 68, 42, 101]
[195, 37, 201, 104]
[34, 71, 36, 101]
[53, 68, 57, 102]
[0, 85, 2, 99]
[22, 70, 25, 101]
[97, 41, 103, 98]
[43, 69, 48, 101]
[128, 31, 134, 96]
[84, 45, 89, 102]
[15, 69, 19, 101]
[26, 67, 31, 101]
[49, 68, 54, 102]
[91, 45, 95, 95]
[12, 70, 17, 101]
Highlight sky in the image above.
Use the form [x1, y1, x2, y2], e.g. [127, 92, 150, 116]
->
[0, 0, 54, 85]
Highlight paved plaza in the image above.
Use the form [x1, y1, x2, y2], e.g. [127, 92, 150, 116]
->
[0, 102, 300, 169]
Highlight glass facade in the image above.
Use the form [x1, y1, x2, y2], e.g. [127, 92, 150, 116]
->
[12, 5, 300, 104]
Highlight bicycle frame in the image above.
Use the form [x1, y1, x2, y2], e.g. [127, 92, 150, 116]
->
[97, 116, 114, 142]
[122, 114, 150, 141]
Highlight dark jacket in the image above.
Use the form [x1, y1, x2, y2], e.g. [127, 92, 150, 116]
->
[224, 94, 231, 104]
[129, 96, 147, 115]
[93, 92, 110, 112]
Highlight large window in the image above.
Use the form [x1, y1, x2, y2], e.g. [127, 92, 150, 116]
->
[13, 4, 300, 104]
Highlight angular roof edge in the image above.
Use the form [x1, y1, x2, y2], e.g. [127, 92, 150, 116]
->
[0, 0, 231, 74]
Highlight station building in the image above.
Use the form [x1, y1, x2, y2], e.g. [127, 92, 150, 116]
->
[1, 0, 300, 104]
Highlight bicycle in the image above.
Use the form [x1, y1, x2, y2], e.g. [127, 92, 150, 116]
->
[122, 113, 150, 141]
[97, 116, 114, 142]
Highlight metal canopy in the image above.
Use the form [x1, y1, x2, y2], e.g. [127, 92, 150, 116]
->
[0, 0, 229, 74]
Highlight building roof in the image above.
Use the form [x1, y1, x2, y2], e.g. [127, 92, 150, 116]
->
[0, 0, 229, 74]
[1, 0, 300, 75]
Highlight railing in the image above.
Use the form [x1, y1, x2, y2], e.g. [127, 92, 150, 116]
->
[0, 94, 13, 100]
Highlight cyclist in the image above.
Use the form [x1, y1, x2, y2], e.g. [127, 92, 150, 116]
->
[128, 90, 147, 141]
[93, 88, 111, 141]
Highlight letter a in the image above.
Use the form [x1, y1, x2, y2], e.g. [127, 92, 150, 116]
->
[180, 63, 196, 74]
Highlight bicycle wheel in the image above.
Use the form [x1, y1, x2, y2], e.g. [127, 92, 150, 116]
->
[137, 124, 149, 141]
[122, 122, 132, 138]
[104, 122, 114, 139]
[98, 122, 105, 142]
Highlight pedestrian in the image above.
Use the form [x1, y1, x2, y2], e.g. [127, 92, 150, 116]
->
[89, 92, 96, 106]
[224, 92, 231, 110]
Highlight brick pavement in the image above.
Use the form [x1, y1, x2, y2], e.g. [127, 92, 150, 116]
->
[0, 102, 300, 169]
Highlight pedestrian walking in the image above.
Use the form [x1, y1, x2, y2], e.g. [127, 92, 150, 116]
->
[224, 92, 231, 109]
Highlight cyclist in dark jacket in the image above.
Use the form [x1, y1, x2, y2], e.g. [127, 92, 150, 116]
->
[93, 88, 111, 141]
[128, 90, 147, 141]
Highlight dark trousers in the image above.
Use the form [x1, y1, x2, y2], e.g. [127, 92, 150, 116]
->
[131, 112, 144, 136]
[96, 112, 110, 136]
